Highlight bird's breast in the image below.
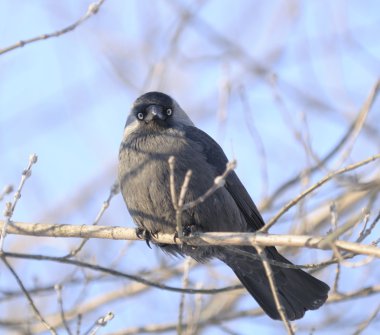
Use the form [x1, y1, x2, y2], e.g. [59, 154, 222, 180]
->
[118, 129, 191, 233]
[118, 128, 244, 236]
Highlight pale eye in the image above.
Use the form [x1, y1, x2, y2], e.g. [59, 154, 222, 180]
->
[137, 112, 144, 120]
[166, 108, 172, 116]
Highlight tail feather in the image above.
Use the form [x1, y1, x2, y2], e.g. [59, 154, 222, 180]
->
[220, 246, 329, 320]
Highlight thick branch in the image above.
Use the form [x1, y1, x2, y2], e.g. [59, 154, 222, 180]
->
[1, 221, 379, 258]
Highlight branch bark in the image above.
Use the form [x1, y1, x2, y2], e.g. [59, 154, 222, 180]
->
[1, 220, 379, 257]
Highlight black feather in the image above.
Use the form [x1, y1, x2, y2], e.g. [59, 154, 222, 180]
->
[119, 92, 330, 320]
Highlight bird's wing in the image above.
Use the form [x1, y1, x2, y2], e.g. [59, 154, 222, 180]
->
[184, 126, 265, 230]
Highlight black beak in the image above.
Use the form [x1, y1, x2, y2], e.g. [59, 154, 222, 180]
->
[145, 105, 166, 122]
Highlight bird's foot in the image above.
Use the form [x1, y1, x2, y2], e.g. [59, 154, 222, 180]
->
[173, 224, 198, 250]
[136, 227, 158, 249]
[184, 223, 198, 237]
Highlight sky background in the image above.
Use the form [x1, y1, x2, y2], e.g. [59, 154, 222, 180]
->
[1, 1, 380, 334]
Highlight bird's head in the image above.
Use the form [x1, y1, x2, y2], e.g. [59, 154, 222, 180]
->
[123, 92, 194, 138]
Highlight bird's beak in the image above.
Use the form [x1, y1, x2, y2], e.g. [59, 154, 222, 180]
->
[145, 105, 165, 122]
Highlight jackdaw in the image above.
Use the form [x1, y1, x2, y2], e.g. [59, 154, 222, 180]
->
[118, 91, 329, 320]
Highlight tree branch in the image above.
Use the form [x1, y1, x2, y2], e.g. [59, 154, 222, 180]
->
[0, 0, 106, 56]
[1, 220, 379, 257]
[261, 153, 380, 232]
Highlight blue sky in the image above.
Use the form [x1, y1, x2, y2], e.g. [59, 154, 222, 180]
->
[1, 1, 380, 334]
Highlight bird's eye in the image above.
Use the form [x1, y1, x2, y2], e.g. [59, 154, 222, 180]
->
[166, 108, 172, 116]
[137, 112, 144, 120]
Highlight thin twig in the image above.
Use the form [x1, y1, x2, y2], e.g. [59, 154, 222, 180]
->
[3, 251, 243, 295]
[168, 156, 178, 209]
[217, 324, 242, 335]
[182, 160, 237, 210]
[186, 282, 204, 335]
[261, 153, 380, 232]
[76, 314, 83, 335]
[353, 303, 380, 335]
[0, 185, 13, 202]
[177, 258, 191, 335]
[260, 79, 380, 210]
[238, 86, 269, 201]
[0, 274, 107, 303]
[332, 261, 341, 293]
[329, 202, 338, 231]
[1, 255, 57, 334]
[0, 0, 106, 56]
[65, 181, 119, 258]
[55, 284, 73, 335]
[83, 312, 114, 335]
[254, 246, 293, 334]
[339, 255, 375, 268]
[4, 281, 380, 334]
[328, 203, 340, 293]
[1, 153, 38, 251]
[318, 215, 361, 249]
[85, 283, 380, 335]
[176, 170, 193, 239]
[25, 268, 184, 333]
[357, 210, 380, 243]
[337, 79, 380, 166]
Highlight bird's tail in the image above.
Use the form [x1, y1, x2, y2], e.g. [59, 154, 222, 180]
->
[219, 246, 329, 320]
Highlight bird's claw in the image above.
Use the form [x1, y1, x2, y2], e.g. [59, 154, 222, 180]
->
[151, 230, 159, 239]
[184, 224, 198, 236]
[173, 224, 198, 250]
[136, 227, 157, 249]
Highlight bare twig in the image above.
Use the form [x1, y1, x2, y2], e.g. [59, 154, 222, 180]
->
[0, 0, 106, 56]
[26, 268, 185, 333]
[65, 181, 120, 258]
[318, 215, 361, 249]
[337, 79, 380, 166]
[3, 251, 242, 295]
[357, 210, 380, 243]
[186, 282, 204, 335]
[0, 185, 13, 203]
[0, 153, 38, 251]
[55, 284, 72, 335]
[76, 314, 83, 335]
[340, 255, 375, 268]
[171, 159, 236, 239]
[182, 160, 237, 211]
[255, 246, 294, 334]
[261, 153, 380, 232]
[0, 274, 109, 303]
[332, 261, 341, 293]
[260, 80, 380, 210]
[216, 63, 231, 140]
[177, 258, 191, 335]
[176, 170, 193, 239]
[329, 203, 341, 293]
[238, 86, 269, 201]
[1, 255, 57, 334]
[83, 312, 114, 335]
[4, 281, 380, 334]
[95, 282, 380, 334]
[353, 303, 380, 335]
[217, 324, 242, 335]
[168, 156, 178, 208]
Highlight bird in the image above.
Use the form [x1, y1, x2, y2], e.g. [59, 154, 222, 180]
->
[118, 91, 329, 320]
